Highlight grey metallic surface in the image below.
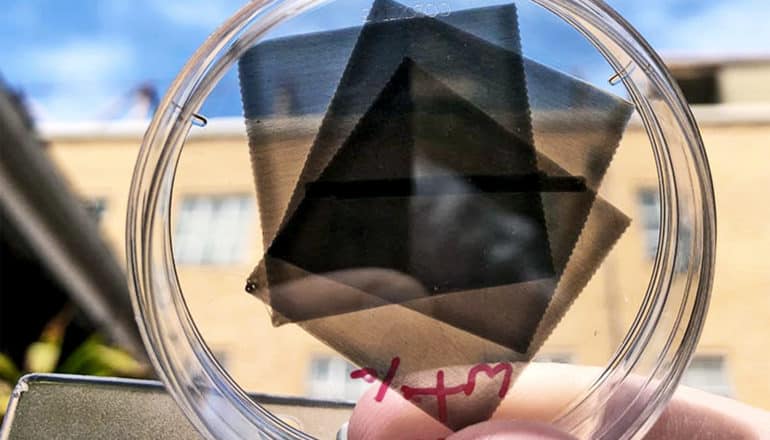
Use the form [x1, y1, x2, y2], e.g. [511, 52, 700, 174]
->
[0, 374, 354, 440]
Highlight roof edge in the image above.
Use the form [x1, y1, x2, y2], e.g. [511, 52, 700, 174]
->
[38, 117, 248, 141]
[38, 103, 770, 141]
[629, 102, 770, 128]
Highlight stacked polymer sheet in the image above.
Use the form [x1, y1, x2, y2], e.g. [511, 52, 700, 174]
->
[238, 0, 632, 428]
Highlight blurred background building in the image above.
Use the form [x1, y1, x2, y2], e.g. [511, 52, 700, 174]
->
[29, 55, 770, 409]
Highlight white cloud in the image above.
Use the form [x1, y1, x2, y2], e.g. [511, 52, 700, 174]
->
[19, 39, 137, 121]
[609, 0, 770, 56]
[33, 83, 119, 121]
[26, 39, 135, 82]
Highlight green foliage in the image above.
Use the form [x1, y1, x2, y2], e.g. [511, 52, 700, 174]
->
[0, 353, 20, 421]
[0, 306, 149, 420]
[58, 335, 146, 377]
[24, 342, 61, 374]
[0, 353, 20, 384]
[0, 381, 10, 418]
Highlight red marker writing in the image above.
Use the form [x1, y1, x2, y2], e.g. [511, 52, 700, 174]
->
[350, 356, 400, 402]
[350, 357, 513, 423]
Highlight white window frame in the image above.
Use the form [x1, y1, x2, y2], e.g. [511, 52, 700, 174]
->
[638, 188, 691, 273]
[534, 352, 574, 364]
[84, 197, 107, 224]
[307, 356, 370, 401]
[174, 194, 254, 265]
[681, 354, 733, 397]
[638, 188, 661, 260]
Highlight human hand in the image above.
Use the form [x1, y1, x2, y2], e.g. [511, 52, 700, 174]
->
[347, 363, 770, 439]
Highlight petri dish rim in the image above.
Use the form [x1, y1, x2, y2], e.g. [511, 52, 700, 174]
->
[125, 0, 716, 438]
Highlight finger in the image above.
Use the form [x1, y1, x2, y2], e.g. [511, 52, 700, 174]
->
[644, 385, 770, 439]
[347, 363, 594, 439]
[490, 363, 600, 423]
[494, 365, 770, 439]
[349, 362, 770, 439]
[448, 420, 574, 440]
[348, 380, 452, 440]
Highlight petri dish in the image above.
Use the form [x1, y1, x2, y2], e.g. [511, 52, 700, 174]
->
[125, 0, 716, 438]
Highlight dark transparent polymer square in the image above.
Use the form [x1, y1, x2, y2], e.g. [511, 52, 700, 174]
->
[238, 0, 633, 429]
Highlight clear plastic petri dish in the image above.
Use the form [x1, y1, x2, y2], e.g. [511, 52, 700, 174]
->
[126, 0, 716, 438]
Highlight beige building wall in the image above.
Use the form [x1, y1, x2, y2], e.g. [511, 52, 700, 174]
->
[719, 63, 770, 104]
[43, 105, 770, 409]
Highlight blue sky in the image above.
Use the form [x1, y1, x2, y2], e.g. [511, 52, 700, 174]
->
[2, 0, 768, 121]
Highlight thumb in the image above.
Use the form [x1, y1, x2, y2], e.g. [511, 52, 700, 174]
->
[448, 421, 574, 440]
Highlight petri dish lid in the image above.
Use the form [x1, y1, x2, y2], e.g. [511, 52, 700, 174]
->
[126, 0, 716, 438]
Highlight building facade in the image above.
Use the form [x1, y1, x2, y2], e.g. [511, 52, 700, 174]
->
[41, 58, 770, 411]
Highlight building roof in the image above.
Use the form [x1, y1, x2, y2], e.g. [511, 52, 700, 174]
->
[664, 53, 770, 71]
[36, 100, 770, 142]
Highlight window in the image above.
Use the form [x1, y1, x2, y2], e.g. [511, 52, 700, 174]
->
[212, 349, 229, 369]
[681, 355, 732, 397]
[83, 198, 107, 224]
[534, 353, 573, 364]
[638, 189, 661, 260]
[307, 356, 370, 401]
[637, 189, 691, 272]
[671, 66, 721, 105]
[174, 195, 255, 265]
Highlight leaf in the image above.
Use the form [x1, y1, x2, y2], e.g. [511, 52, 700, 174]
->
[58, 335, 147, 377]
[1, 380, 12, 417]
[0, 353, 21, 383]
[25, 342, 61, 373]
[91, 345, 147, 377]
[39, 305, 74, 344]
[57, 335, 102, 375]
